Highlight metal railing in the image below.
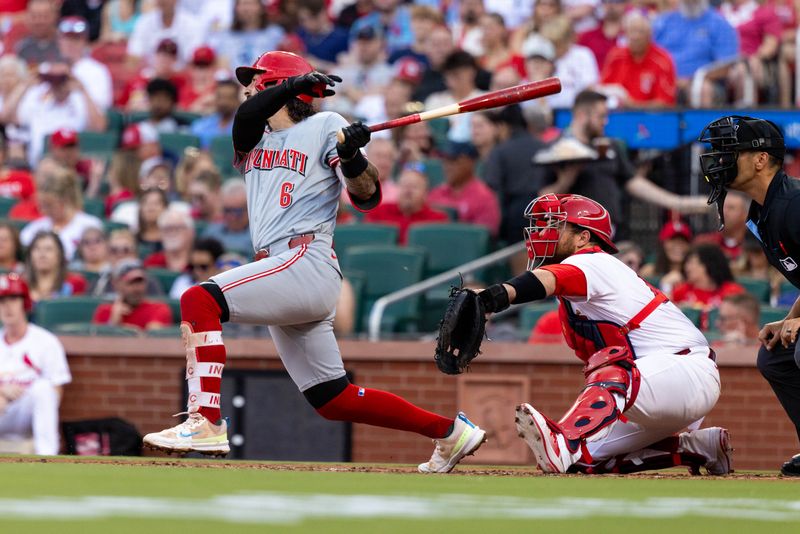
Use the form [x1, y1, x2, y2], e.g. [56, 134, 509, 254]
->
[367, 241, 526, 341]
[690, 55, 755, 108]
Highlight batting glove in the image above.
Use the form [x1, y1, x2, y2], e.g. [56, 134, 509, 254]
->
[286, 71, 342, 99]
[337, 121, 371, 160]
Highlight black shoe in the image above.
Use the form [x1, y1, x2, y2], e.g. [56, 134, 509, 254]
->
[780, 454, 800, 476]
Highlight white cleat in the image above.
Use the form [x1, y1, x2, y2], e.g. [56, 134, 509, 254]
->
[515, 403, 577, 474]
[680, 427, 733, 475]
[418, 412, 487, 473]
[143, 413, 230, 457]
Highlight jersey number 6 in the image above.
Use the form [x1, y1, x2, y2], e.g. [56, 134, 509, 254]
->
[279, 182, 294, 208]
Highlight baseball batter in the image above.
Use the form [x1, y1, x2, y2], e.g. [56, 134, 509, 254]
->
[0, 274, 71, 455]
[474, 194, 732, 474]
[143, 52, 486, 473]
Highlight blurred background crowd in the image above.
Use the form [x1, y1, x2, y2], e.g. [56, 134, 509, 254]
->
[0, 0, 796, 345]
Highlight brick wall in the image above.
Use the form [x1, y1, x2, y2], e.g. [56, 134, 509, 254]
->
[59, 338, 795, 471]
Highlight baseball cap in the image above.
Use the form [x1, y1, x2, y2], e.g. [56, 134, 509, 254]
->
[356, 25, 384, 40]
[732, 117, 785, 159]
[658, 220, 693, 242]
[58, 16, 88, 36]
[522, 34, 555, 62]
[139, 157, 172, 179]
[51, 128, 79, 148]
[156, 38, 179, 56]
[394, 57, 423, 84]
[112, 258, 147, 283]
[192, 46, 216, 67]
[441, 141, 479, 160]
[121, 122, 160, 150]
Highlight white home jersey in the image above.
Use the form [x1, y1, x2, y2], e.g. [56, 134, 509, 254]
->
[0, 324, 71, 388]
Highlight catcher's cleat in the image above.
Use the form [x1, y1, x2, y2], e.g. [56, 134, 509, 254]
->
[515, 403, 579, 474]
[418, 412, 487, 473]
[143, 413, 229, 456]
[680, 427, 733, 475]
[781, 453, 800, 476]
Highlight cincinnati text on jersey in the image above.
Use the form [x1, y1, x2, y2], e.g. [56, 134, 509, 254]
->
[242, 148, 309, 176]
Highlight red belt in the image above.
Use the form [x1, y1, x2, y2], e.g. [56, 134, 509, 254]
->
[676, 347, 717, 362]
[254, 234, 315, 261]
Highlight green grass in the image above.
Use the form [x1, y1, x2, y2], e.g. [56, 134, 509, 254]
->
[0, 458, 799, 533]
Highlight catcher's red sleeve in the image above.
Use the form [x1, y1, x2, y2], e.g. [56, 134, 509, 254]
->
[539, 264, 587, 297]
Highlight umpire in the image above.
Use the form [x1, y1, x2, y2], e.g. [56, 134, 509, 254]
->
[699, 115, 800, 475]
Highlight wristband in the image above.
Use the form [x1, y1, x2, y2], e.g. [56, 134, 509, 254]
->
[339, 150, 368, 178]
[478, 284, 510, 313]
[507, 271, 547, 304]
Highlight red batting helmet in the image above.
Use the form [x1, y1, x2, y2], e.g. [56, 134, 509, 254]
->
[523, 194, 617, 270]
[0, 272, 32, 312]
[235, 51, 316, 103]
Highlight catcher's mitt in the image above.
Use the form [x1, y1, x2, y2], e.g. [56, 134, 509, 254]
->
[434, 287, 487, 375]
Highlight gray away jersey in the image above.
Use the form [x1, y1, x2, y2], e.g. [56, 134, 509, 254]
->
[235, 111, 350, 251]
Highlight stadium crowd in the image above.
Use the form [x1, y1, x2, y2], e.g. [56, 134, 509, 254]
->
[0, 0, 795, 343]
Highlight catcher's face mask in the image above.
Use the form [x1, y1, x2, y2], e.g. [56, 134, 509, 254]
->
[523, 194, 568, 271]
[698, 115, 784, 230]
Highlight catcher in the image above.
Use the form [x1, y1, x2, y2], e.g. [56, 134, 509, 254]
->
[437, 193, 732, 474]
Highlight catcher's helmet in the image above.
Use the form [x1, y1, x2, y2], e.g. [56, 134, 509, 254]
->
[523, 194, 616, 270]
[235, 51, 316, 103]
[698, 115, 784, 229]
[0, 272, 32, 312]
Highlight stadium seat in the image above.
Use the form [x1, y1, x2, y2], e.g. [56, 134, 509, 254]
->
[333, 224, 399, 266]
[210, 135, 238, 177]
[71, 269, 101, 288]
[83, 198, 105, 219]
[407, 223, 490, 278]
[0, 197, 16, 218]
[519, 301, 559, 340]
[678, 306, 702, 328]
[53, 322, 140, 337]
[147, 269, 182, 294]
[422, 158, 445, 188]
[103, 221, 129, 234]
[33, 297, 108, 329]
[77, 131, 118, 157]
[428, 118, 450, 149]
[341, 245, 426, 332]
[761, 306, 791, 325]
[735, 277, 771, 303]
[159, 133, 201, 156]
[105, 108, 125, 137]
[146, 325, 182, 337]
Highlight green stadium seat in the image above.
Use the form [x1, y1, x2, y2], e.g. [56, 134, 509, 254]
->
[407, 223, 490, 278]
[641, 275, 661, 288]
[147, 269, 182, 294]
[83, 198, 105, 219]
[146, 325, 183, 337]
[159, 132, 201, 156]
[53, 322, 140, 337]
[105, 108, 125, 136]
[428, 118, 449, 149]
[422, 158, 445, 188]
[77, 131, 118, 157]
[761, 306, 791, 325]
[679, 306, 702, 328]
[71, 269, 101, 288]
[735, 277, 771, 303]
[174, 111, 203, 125]
[33, 297, 108, 329]
[519, 301, 559, 340]
[0, 197, 16, 218]
[341, 245, 426, 332]
[103, 220, 129, 234]
[333, 224, 399, 266]
[210, 135, 238, 177]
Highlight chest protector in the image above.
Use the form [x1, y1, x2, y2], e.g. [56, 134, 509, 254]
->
[558, 285, 668, 362]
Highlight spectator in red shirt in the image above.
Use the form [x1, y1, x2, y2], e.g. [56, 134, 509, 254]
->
[600, 12, 677, 107]
[24, 230, 87, 304]
[91, 259, 173, 331]
[428, 142, 501, 237]
[364, 166, 448, 244]
[672, 243, 746, 328]
[527, 309, 563, 344]
[577, 0, 626, 69]
[122, 37, 187, 111]
[143, 207, 194, 271]
[178, 45, 217, 114]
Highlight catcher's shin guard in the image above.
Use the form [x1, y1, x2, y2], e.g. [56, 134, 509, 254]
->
[557, 346, 640, 461]
[180, 284, 227, 422]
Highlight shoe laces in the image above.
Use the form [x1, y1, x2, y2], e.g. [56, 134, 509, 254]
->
[171, 411, 205, 431]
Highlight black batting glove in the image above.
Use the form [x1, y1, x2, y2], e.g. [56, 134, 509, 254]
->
[285, 71, 342, 98]
[336, 121, 371, 160]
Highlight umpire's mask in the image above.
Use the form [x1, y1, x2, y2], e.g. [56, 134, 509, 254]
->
[698, 115, 784, 230]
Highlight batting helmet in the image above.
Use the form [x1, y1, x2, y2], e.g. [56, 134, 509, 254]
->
[235, 51, 316, 103]
[523, 194, 617, 270]
[0, 272, 32, 312]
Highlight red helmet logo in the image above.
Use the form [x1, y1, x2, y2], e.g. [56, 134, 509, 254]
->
[235, 51, 317, 103]
[523, 194, 617, 270]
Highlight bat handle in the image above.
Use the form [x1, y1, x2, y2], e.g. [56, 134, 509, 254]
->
[336, 130, 345, 144]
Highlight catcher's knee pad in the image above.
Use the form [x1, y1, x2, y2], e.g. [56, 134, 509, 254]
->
[558, 346, 641, 443]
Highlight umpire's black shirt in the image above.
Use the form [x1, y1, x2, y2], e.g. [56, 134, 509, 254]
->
[746, 170, 800, 289]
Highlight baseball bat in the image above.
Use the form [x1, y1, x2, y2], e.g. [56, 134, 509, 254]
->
[336, 77, 561, 143]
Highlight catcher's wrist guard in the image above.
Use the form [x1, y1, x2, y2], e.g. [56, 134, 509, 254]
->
[507, 271, 547, 304]
[478, 284, 510, 313]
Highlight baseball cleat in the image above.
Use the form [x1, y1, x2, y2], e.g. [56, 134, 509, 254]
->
[418, 412, 487, 473]
[780, 453, 800, 476]
[680, 427, 733, 475]
[515, 403, 577, 474]
[143, 413, 230, 456]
